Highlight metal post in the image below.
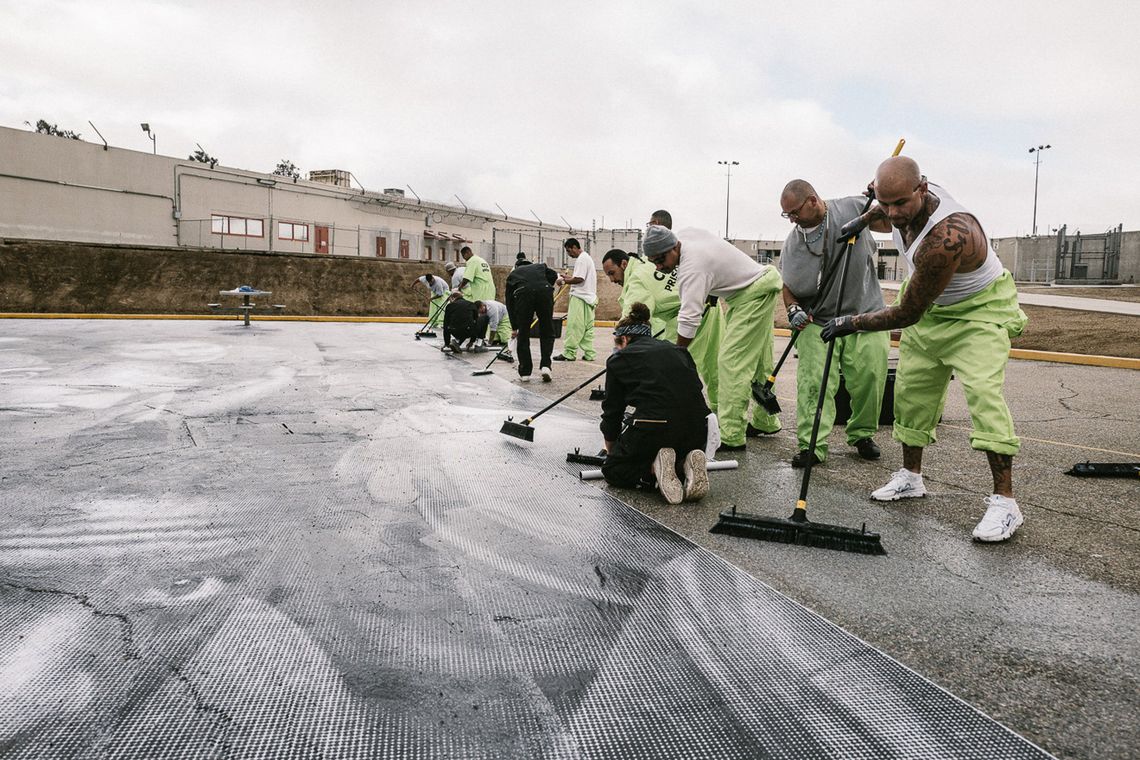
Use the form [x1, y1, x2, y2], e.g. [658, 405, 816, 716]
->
[1029, 144, 1051, 236]
[718, 160, 739, 240]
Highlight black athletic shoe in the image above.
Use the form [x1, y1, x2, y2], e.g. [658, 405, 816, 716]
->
[791, 450, 823, 468]
[746, 424, 779, 437]
[717, 442, 746, 453]
[552, 355, 574, 362]
[854, 438, 881, 460]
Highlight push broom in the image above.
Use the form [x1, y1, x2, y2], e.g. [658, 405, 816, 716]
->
[500, 366, 609, 442]
[472, 340, 514, 376]
[711, 138, 906, 555]
[751, 239, 854, 414]
[414, 297, 449, 340]
[501, 321, 671, 444]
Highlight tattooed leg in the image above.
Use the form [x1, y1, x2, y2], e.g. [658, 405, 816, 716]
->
[985, 451, 1014, 497]
[902, 444, 923, 474]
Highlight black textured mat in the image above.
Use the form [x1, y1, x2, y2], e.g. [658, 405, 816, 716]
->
[0, 322, 1054, 758]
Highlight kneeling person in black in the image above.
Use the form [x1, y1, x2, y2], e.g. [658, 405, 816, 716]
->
[442, 292, 488, 352]
[600, 303, 710, 505]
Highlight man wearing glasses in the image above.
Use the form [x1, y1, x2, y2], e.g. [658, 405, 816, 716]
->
[643, 224, 782, 452]
[822, 156, 1028, 543]
[779, 180, 889, 468]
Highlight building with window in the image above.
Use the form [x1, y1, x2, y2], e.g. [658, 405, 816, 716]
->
[0, 125, 611, 270]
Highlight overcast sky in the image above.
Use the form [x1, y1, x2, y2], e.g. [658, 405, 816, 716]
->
[3, 0, 1137, 239]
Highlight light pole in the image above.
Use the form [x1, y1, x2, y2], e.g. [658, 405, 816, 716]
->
[718, 160, 739, 239]
[140, 123, 156, 154]
[1029, 143, 1051, 236]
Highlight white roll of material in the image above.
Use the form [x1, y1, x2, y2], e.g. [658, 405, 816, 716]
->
[578, 459, 739, 481]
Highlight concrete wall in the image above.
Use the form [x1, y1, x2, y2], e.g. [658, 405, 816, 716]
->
[0, 239, 622, 320]
[0, 126, 589, 268]
[993, 230, 1140, 284]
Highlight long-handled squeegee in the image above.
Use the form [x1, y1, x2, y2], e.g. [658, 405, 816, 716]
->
[500, 365, 608, 442]
[414, 297, 449, 340]
[710, 138, 906, 556]
[472, 340, 514, 376]
[502, 323, 673, 442]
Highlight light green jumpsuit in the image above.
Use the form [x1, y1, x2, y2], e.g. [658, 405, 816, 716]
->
[622, 257, 721, 411]
[462, 254, 496, 303]
[781, 196, 889, 461]
[717, 267, 783, 445]
[893, 271, 1027, 455]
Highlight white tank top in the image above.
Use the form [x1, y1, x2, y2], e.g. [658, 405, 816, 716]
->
[892, 184, 1003, 305]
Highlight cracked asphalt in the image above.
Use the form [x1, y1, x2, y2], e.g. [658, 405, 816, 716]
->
[0, 319, 1135, 759]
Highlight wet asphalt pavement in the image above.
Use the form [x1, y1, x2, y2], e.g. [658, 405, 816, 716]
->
[0, 319, 1135, 759]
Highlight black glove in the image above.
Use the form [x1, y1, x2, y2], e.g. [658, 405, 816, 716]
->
[705, 295, 719, 307]
[821, 315, 858, 342]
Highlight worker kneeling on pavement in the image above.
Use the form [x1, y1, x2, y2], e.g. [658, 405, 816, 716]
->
[442, 291, 488, 353]
[475, 299, 514, 361]
[600, 303, 710, 505]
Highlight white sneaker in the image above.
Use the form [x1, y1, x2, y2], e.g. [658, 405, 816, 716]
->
[518, 374, 532, 383]
[682, 450, 709, 502]
[653, 448, 683, 505]
[871, 468, 927, 501]
[540, 366, 552, 383]
[972, 495, 1024, 542]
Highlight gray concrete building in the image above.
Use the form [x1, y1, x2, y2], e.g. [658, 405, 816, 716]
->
[0, 125, 640, 270]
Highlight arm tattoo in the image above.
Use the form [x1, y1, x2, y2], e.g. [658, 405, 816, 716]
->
[853, 214, 978, 332]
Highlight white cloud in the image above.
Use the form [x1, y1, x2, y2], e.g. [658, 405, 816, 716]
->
[1, 0, 1137, 238]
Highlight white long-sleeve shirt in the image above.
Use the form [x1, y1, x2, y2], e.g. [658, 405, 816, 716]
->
[674, 227, 767, 339]
[450, 266, 466, 290]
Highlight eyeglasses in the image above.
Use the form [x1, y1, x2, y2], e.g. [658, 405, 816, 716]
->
[645, 251, 669, 263]
[781, 197, 812, 220]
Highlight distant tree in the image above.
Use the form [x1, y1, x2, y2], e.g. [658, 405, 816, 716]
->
[189, 147, 218, 167]
[272, 159, 301, 181]
[28, 119, 81, 139]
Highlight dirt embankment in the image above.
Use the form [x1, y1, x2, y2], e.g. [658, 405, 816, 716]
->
[2, 240, 1134, 357]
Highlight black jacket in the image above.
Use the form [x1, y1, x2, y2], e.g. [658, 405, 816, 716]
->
[443, 299, 486, 344]
[505, 263, 557, 321]
[600, 336, 710, 441]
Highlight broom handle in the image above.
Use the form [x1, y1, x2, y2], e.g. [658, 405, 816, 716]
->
[762, 330, 800, 386]
[523, 325, 668, 424]
[416, 296, 448, 334]
[795, 138, 904, 516]
[480, 339, 513, 371]
[534, 284, 570, 328]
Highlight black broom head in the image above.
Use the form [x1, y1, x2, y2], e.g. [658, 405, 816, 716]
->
[500, 417, 535, 442]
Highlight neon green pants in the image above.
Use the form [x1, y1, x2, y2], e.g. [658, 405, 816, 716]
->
[795, 323, 889, 460]
[562, 296, 596, 360]
[717, 268, 783, 446]
[893, 271, 1027, 455]
[687, 305, 722, 414]
[428, 295, 447, 327]
[490, 315, 512, 344]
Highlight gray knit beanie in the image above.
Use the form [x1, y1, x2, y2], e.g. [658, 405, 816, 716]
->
[643, 224, 677, 257]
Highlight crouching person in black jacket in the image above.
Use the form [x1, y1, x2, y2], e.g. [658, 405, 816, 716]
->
[600, 303, 710, 504]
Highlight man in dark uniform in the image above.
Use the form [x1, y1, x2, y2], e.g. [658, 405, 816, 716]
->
[600, 303, 710, 505]
[442, 292, 488, 353]
[505, 261, 558, 382]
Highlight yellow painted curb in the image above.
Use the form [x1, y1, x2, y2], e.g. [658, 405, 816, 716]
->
[1008, 349, 1140, 370]
[3, 313, 1137, 369]
[0, 313, 426, 324]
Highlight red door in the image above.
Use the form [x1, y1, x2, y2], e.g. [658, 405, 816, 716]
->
[315, 225, 330, 254]
[376, 237, 386, 257]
